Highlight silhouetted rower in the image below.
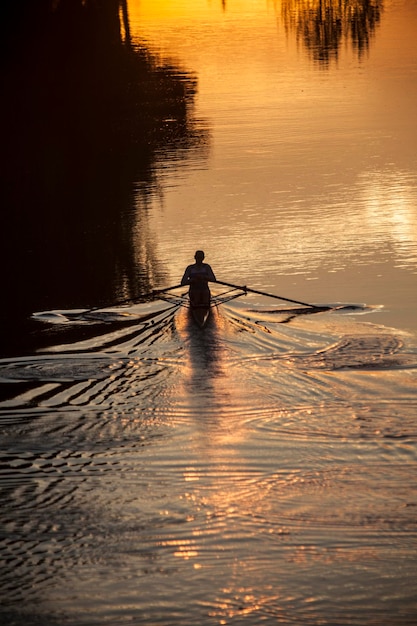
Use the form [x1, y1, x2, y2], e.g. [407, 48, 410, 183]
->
[181, 250, 216, 306]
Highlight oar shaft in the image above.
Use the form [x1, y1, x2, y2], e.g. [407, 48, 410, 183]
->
[152, 284, 184, 295]
[84, 284, 185, 314]
[212, 280, 317, 308]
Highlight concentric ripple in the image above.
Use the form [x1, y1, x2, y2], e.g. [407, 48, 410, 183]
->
[0, 301, 416, 625]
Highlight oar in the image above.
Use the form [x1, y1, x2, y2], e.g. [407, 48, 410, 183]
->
[83, 284, 185, 314]
[212, 280, 329, 310]
[152, 284, 184, 296]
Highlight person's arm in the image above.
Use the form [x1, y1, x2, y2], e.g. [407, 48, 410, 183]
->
[206, 264, 216, 282]
[181, 266, 191, 285]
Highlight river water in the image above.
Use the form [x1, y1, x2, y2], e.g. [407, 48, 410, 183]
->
[1, 1, 417, 625]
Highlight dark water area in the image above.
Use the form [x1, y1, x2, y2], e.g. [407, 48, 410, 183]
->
[1, 0, 207, 356]
[1, 1, 417, 624]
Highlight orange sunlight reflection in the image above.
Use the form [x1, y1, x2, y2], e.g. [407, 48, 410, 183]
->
[171, 307, 275, 582]
[128, 0, 268, 22]
[359, 170, 417, 252]
[165, 309, 294, 623]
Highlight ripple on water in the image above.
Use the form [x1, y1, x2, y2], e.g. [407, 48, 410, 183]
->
[241, 400, 417, 442]
[0, 301, 416, 623]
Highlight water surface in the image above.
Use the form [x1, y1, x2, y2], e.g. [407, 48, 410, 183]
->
[130, 0, 417, 334]
[1, 1, 417, 624]
[1, 296, 416, 624]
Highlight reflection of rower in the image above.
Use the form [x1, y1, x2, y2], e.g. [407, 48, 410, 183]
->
[181, 250, 216, 307]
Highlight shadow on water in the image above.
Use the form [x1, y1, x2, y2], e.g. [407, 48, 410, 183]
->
[173, 306, 234, 418]
[176, 308, 225, 378]
[1, 0, 209, 356]
[281, 0, 383, 65]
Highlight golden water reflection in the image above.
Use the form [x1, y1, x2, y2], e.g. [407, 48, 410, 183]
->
[359, 169, 417, 268]
[127, 0, 417, 333]
[173, 307, 270, 573]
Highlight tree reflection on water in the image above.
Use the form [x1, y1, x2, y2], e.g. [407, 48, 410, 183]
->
[281, 0, 383, 65]
[1, 0, 209, 355]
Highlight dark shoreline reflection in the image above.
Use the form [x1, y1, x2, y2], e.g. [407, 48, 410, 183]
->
[281, 0, 383, 65]
[1, 0, 209, 356]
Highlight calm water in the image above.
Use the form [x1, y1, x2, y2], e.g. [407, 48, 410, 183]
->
[1, 1, 417, 624]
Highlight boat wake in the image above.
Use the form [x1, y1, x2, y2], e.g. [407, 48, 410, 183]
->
[0, 299, 416, 625]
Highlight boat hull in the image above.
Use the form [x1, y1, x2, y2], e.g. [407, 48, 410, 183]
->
[190, 304, 211, 328]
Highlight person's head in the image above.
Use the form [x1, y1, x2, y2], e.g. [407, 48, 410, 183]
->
[194, 250, 205, 262]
